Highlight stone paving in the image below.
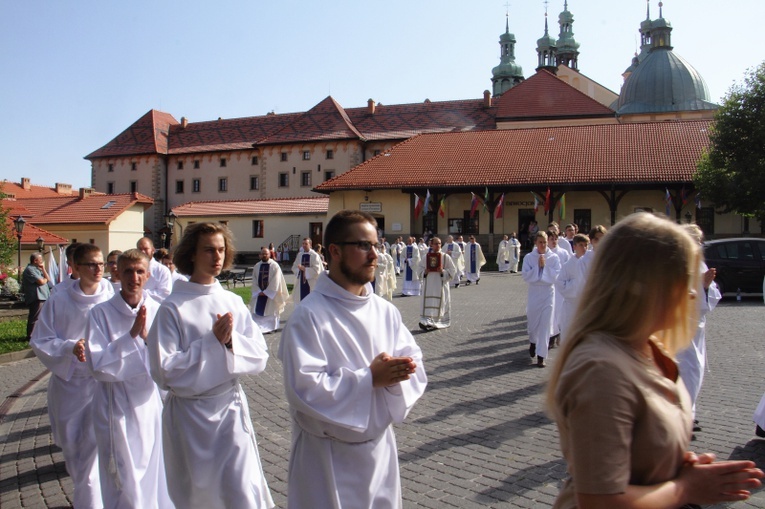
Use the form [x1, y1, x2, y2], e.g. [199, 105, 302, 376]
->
[2, 272, 765, 508]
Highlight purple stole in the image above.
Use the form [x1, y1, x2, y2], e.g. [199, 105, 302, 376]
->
[470, 244, 477, 274]
[299, 253, 311, 300]
[254, 263, 270, 316]
[405, 246, 414, 281]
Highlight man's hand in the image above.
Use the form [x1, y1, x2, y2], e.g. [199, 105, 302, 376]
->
[703, 268, 717, 290]
[298, 264, 306, 272]
[73, 339, 87, 363]
[213, 312, 234, 346]
[539, 254, 546, 268]
[370, 352, 417, 388]
[130, 306, 148, 340]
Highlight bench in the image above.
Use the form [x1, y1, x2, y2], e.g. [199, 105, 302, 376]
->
[232, 267, 253, 288]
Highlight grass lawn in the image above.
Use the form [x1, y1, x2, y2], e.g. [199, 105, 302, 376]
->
[0, 320, 28, 355]
[227, 284, 293, 304]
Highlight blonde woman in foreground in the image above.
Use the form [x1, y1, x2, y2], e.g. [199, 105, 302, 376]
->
[546, 213, 763, 509]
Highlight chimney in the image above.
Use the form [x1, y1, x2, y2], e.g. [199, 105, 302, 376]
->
[55, 183, 72, 195]
[181, 117, 188, 128]
[368, 99, 376, 115]
[79, 187, 94, 200]
[21, 177, 31, 190]
[483, 90, 492, 108]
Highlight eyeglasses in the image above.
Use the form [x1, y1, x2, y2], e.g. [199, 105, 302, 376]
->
[78, 262, 105, 270]
[335, 241, 376, 252]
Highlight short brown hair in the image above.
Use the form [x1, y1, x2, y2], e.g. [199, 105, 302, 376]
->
[154, 248, 170, 262]
[572, 234, 589, 246]
[117, 249, 149, 270]
[73, 243, 102, 265]
[173, 222, 236, 276]
[324, 210, 377, 264]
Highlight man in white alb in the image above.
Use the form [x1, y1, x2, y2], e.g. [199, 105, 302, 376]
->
[463, 235, 486, 285]
[496, 235, 511, 273]
[136, 237, 173, 302]
[292, 237, 323, 303]
[444, 235, 464, 288]
[401, 236, 422, 296]
[250, 247, 289, 333]
[522, 232, 561, 368]
[279, 210, 426, 509]
[418, 237, 457, 330]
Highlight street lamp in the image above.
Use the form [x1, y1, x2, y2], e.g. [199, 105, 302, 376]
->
[160, 232, 167, 248]
[13, 216, 26, 281]
[684, 211, 693, 223]
[164, 210, 176, 248]
[36, 236, 45, 252]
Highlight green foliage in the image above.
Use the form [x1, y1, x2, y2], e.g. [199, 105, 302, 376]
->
[694, 62, 765, 222]
[0, 192, 16, 269]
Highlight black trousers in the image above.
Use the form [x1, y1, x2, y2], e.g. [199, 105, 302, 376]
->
[26, 299, 44, 340]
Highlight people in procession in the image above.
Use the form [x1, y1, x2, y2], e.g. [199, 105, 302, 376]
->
[401, 236, 422, 296]
[443, 235, 464, 288]
[496, 234, 511, 273]
[547, 230, 571, 349]
[249, 246, 290, 334]
[418, 237, 457, 330]
[136, 237, 173, 303]
[509, 232, 521, 273]
[463, 235, 486, 285]
[522, 231, 561, 368]
[556, 234, 590, 344]
[291, 237, 323, 303]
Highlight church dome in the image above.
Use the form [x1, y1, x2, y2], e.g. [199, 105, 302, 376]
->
[617, 48, 717, 114]
[492, 60, 523, 78]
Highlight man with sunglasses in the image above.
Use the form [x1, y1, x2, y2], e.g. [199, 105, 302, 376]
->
[279, 210, 427, 509]
[31, 243, 114, 509]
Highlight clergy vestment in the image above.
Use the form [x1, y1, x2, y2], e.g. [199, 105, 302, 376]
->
[463, 242, 486, 283]
[145, 258, 173, 303]
[678, 262, 721, 419]
[550, 245, 571, 337]
[147, 280, 274, 509]
[373, 251, 396, 301]
[279, 273, 427, 509]
[444, 241, 464, 287]
[401, 244, 422, 296]
[496, 240, 511, 272]
[249, 259, 289, 333]
[30, 279, 114, 509]
[86, 291, 172, 509]
[555, 254, 588, 342]
[418, 251, 457, 329]
[521, 248, 561, 360]
[393, 241, 405, 275]
[509, 238, 521, 273]
[292, 249, 323, 303]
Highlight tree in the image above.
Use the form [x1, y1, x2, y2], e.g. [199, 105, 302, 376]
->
[694, 62, 765, 225]
[0, 193, 16, 271]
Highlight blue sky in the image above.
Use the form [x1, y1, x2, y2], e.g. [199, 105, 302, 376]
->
[1, 0, 761, 190]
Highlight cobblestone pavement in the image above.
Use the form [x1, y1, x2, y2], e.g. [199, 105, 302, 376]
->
[2, 272, 765, 508]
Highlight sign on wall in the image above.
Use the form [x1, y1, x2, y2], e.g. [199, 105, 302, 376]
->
[359, 202, 382, 212]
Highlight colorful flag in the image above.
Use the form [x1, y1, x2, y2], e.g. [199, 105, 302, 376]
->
[414, 194, 423, 219]
[470, 193, 480, 218]
[438, 195, 446, 218]
[681, 186, 689, 206]
[558, 193, 566, 220]
[544, 187, 551, 214]
[423, 189, 432, 215]
[483, 187, 489, 213]
[495, 193, 505, 219]
[532, 192, 539, 213]
[665, 188, 673, 217]
[695, 193, 702, 210]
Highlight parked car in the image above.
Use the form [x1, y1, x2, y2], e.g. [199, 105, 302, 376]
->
[703, 238, 765, 296]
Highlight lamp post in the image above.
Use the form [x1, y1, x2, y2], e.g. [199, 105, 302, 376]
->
[164, 211, 176, 248]
[13, 216, 26, 281]
[36, 236, 45, 252]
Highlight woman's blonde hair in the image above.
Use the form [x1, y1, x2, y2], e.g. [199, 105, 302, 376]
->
[546, 213, 700, 419]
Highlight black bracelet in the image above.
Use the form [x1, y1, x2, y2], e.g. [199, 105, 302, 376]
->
[225, 339, 233, 349]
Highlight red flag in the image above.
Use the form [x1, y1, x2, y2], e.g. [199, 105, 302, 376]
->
[438, 196, 446, 218]
[469, 193, 480, 218]
[495, 193, 505, 219]
[544, 187, 551, 214]
[414, 194, 423, 219]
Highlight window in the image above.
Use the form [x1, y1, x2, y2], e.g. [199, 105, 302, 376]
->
[192, 179, 201, 193]
[278, 172, 289, 187]
[130, 181, 137, 193]
[252, 220, 264, 238]
[281, 152, 288, 162]
[177, 161, 184, 170]
[220, 158, 227, 167]
[131, 162, 137, 171]
[176, 180, 184, 193]
[303, 151, 311, 161]
[324, 170, 335, 181]
[251, 156, 258, 165]
[373, 150, 381, 157]
[218, 178, 228, 192]
[106, 182, 114, 194]
[193, 160, 200, 169]
[448, 218, 463, 234]
[697, 207, 714, 236]
[461, 211, 479, 234]
[107, 163, 114, 172]
[573, 209, 592, 234]
[301, 171, 311, 187]
[326, 149, 334, 160]
[250, 176, 259, 190]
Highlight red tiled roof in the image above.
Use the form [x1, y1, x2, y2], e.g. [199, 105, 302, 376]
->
[86, 110, 179, 159]
[5, 218, 69, 245]
[167, 112, 303, 154]
[12, 193, 153, 225]
[259, 96, 365, 145]
[495, 70, 614, 120]
[171, 196, 329, 217]
[315, 120, 712, 191]
[1, 180, 76, 199]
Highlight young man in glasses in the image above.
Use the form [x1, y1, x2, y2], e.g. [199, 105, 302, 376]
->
[31, 243, 114, 509]
[279, 210, 427, 509]
[292, 237, 323, 303]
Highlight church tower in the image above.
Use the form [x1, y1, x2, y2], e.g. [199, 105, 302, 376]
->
[491, 13, 525, 96]
[536, 8, 558, 73]
[555, 0, 580, 70]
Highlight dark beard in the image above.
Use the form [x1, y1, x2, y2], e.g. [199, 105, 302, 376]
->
[339, 257, 374, 286]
